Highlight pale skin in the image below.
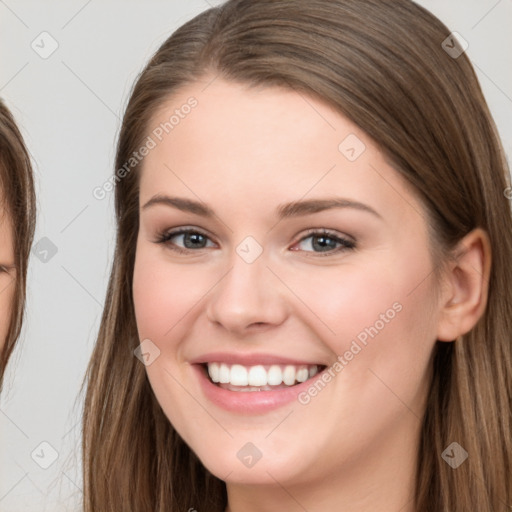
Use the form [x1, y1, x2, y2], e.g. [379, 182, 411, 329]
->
[132, 77, 491, 512]
[0, 204, 15, 354]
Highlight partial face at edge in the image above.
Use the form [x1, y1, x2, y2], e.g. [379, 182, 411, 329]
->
[132, 77, 443, 487]
[0, 202, 15, 355]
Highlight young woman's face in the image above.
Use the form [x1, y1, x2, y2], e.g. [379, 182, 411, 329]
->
[0, 205, 15, 352]
[133, 77, 442, 488]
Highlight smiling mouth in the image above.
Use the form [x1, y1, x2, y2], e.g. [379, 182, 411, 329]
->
[203, 362, 327, 392]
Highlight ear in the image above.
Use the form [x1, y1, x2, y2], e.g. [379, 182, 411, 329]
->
[436, 228, 492, 342]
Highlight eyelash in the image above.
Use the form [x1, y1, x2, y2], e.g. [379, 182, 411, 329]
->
[154, 227, 356, 257]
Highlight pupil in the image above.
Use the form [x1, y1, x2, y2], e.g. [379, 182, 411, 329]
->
[185, 233, 205, 248]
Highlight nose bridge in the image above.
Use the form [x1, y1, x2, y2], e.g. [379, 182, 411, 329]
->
[206, 238, 287, 332]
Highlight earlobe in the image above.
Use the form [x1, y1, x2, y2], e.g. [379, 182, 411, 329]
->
[436, 228, 491, 342]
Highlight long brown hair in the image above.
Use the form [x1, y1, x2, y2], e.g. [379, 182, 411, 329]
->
[83, 1, 512, 510]
[0, 99, 36, 388]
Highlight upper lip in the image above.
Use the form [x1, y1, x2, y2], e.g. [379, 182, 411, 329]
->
[189, 352, 326, 367]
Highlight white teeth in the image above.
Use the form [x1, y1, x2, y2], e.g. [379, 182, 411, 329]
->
[219, 363, 230, 384]
[208, 362, 220, 383]
[248, 365, 267, 386]
[230, 364, 248, 386]
[296, 367, 309, 382]
[283, 365, 296, 386]
[267, 365, 282, 386]
[205, 362, 321, 389]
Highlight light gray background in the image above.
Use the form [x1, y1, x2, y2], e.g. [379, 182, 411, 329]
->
[0, 1, 510, 510]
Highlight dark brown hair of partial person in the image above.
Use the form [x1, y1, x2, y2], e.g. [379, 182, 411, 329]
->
[82, 0, 512, 510]
[0, 99, 36, 389]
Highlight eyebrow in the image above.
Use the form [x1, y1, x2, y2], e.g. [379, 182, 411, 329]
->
[142, 195, 382, 220]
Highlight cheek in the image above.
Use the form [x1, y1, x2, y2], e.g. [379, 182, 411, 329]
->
[133, 245, 205, 341]
[132, 245, 228, 455]
[278, 254, 427, 350]
[282, 247, 437, 402]
[325, 254, 438, 416]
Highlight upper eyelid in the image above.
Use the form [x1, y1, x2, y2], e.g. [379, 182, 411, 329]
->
[162, 226, 217, 242]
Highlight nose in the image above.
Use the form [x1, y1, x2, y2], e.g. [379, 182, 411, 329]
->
[206, 249, 289, 335]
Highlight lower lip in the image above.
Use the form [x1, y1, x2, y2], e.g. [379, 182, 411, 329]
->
[193, 364, 321, 414]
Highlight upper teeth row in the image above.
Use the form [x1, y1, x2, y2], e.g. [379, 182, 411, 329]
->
[207, 362, 319, 387]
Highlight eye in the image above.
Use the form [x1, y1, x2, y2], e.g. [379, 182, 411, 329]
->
[291, 229, 356, 256]
[155, 227, 216, 254]
[154, 227, 356, 257]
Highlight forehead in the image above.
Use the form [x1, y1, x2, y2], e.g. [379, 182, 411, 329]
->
[139, 78, 423, 225]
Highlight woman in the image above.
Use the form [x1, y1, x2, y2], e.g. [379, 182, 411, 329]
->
[83, 0, 512, 510]
[0, 99, 36, 389]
